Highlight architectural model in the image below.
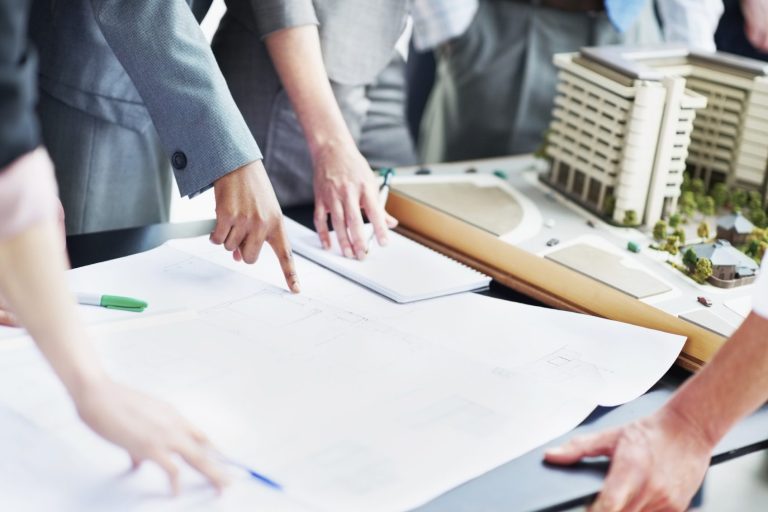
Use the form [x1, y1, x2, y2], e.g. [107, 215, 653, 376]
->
[544, 46, 768, 228]
[684, 240, 759, 288]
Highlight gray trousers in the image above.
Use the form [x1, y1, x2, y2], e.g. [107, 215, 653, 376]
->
[39, 92, 171, 235]
[419, 0, 663, 162]
[213, 16, 416, 207]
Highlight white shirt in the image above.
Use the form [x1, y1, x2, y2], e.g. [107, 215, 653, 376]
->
[752, 256, 768, 319]
[657, 0, 724, 51]
[410, 0, 478, 51]
[411, 0, 723, 52]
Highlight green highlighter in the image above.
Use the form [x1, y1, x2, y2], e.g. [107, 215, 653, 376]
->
[77, 293, 148, 313]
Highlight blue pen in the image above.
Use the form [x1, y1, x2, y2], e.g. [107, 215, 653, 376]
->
[215, 453, 283, 491]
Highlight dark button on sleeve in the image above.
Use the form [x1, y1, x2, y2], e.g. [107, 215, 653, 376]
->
[171, 151, 187, 170]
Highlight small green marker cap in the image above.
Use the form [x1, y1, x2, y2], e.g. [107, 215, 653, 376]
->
[100, 295, 148, 312]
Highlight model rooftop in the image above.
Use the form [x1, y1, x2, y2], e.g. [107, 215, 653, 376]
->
[687, 240, 759, 278]
[717, 212, 756, 234]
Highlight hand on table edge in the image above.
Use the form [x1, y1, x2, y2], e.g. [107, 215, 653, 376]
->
[544, 311, 768, 512]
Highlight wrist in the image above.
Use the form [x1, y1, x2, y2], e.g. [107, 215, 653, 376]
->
[307, 130, 355, 161]
[64, 360, 109, 408]
[660, 399, 720, 451]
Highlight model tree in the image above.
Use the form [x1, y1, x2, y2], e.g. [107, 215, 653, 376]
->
[602, 195, 616, 217]
[711, 183, 729, 209]
[669, 213, 682, 228]
[699, 196, 715, 216]
[747, 228, 768, 261]
[653, 220, 668, 241]
[679, 192, 696, 219]
[693, 257, 713, 284]
[683, 247, 698, 267]
[623, 209, 638, 226]
[697, 221, 710, 240]
[664, 235, 680, 255]
[750, 208, 768, 229]
[673, 227, 686, 245]
[681, 173, 691, 192]
[731, 189, 748, 211]
[690, 178, 705, 196]
[748, 190, 763, 212]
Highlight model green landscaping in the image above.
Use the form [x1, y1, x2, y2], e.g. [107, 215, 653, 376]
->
[646, 175, 765, 288]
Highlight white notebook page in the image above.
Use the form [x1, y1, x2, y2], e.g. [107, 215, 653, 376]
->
[285, 218, 490, 303]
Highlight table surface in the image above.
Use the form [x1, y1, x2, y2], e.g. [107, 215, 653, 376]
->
[65, 210, 768, 512]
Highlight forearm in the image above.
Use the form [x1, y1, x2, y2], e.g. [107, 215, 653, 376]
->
[665, 312, 768, 447]
[264, 25, 354, 157]
[0, 221, 105, 396]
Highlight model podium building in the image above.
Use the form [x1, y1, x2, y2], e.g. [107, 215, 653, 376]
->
[545, 46, 768, 227]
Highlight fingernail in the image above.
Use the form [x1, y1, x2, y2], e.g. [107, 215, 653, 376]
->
[380, 237, 389, 247]
[545, 446, 564, 456]
[292, 280, 301, 293]
[343, 247, 353, 258]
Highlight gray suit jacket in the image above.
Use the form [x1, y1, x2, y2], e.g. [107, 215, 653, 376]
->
[0, 0, 40, 169]
[223, 0, 410, 86]
[29, 0, 262, 196]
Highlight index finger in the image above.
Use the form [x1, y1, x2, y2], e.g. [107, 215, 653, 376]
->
[544, 429, 620, 465]
[268, 222, 301, 293]
[210, 217, 232, 246]
[342, 190, 369, 259]
[177, 440, 228, 493]
[361, 186, 391, 248]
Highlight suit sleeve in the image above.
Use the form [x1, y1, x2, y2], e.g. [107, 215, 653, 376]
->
[0, 0, 40, 170]
[89, 0, 263, 197]
[248, 0, 319, 39]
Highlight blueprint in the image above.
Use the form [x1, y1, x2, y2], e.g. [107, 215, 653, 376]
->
[0, 236, 685, 511]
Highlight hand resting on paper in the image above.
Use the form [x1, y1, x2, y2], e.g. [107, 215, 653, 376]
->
[75, 378, 228, 495]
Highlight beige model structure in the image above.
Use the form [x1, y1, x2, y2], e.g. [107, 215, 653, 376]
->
[545, 46, 768, 227]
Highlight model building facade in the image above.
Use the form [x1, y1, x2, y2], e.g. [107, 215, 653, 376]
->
[545, 46, 768, 227]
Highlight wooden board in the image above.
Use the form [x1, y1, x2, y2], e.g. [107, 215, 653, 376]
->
[388, 191, 726, 372]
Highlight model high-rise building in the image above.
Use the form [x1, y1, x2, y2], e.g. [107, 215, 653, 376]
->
[545, 46, 768, 227]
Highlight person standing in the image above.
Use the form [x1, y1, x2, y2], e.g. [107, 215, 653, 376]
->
[212, 0, 417, 259]
[0, 0, 224, 493]
[417, 0, 723, 162]
[546, 255, 768, 511]
[30, 0, 299, 292]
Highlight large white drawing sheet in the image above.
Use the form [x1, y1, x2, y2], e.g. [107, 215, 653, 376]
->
[0, 236, 685, 512]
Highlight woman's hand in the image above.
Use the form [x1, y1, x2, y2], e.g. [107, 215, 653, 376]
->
[74, 378, 227, 495]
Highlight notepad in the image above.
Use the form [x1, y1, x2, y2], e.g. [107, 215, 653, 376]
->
[285, 218, 491, 303]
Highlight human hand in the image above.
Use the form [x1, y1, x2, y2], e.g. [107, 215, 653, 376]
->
[0, 295, 17, 327]
[544, 407, 713, 511]
[211, 161, 300, 293]
[311, 140, 397, 260]
[742, 0, 768, 51]
[74, 378, 227, 495]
